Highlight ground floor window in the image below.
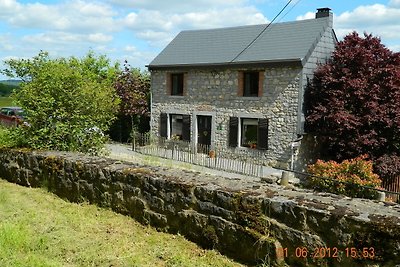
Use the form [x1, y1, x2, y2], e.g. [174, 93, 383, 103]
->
[170, 114, 183, 140]
[159, 113, 191, 141]
[241, 118, 258, 148]
[229, 116, 269, 150]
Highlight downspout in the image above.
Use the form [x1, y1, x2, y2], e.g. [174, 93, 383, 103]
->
[290, 135, 303, 170]
[149, 70, 153, 138]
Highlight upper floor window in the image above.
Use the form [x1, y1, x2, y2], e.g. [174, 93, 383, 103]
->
[238, 71, 264, 97]
[167, 73, 186, 96]
[244, 72, 259, 97]
[171, 73, 184, 95]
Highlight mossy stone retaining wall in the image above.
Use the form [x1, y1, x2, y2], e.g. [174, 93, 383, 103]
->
[0, 149, 399, 267]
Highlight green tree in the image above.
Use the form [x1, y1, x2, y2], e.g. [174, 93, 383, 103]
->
[1, 51, 120, 153]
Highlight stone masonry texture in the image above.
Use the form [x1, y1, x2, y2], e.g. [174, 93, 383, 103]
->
[0, 148, 399, 266]
[151, 66, 302, 168]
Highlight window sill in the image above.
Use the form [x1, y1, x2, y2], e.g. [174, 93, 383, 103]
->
[168, 95, 185, 98]
[237, 146, 257, 150]
[240, 96, 261, 100]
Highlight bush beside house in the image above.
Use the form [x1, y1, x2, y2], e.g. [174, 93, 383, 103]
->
[307, 155, 382, 199]
[304, 32, 400, 195]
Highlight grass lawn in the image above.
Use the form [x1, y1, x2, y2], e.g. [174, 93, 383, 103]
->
[0, 97, 14, 107]
[0, 179, 243, 267]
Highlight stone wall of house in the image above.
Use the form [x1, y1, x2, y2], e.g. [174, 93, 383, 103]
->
[150, 66, 302, 168]
[295, 17, 336, 170]
[1, 149, 399, 267]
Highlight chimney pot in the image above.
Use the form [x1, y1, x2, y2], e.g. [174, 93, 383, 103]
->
[316, 8, 331, 19]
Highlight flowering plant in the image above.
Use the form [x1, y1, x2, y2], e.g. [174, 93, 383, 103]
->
[307, 155, 382, 199]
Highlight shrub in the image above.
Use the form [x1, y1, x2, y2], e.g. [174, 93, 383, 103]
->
[0, 126, 27, 148]
[2, 51, 119, 154]
[307, 155, 382, 199]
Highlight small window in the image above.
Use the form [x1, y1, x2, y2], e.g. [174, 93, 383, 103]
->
[238, 71, 264, 97]
[243, 72, 259, 97]
[241, 118, 258, 147]
[171, 73, 184, 96]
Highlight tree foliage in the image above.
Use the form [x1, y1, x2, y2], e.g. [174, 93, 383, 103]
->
[305, 32, 400, 162]
[2, 51, 120, 153]
[114, 61, 150, 117]
[110, 61, 150, 141]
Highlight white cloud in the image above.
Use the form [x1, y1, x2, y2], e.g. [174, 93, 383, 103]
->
[135, 30, 175, 47]
[334, 4, 400, 43]
[389, 0, 400, 7]
[336, 4, 400, 27]
[388, 44, 400, 51]
[88, 33, 113, 43]
[124, 7, 268, 47]
[0, 0, 22, 18]
[124, 45, 137, 52]
[296, 12, 314, 21]
[0, 34, 13, 51]
[110, 0, 247, 11]
[22, 31, 113, 45]
[5, 0, 117, 33]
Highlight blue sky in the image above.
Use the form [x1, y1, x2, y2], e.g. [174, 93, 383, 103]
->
[1, 0, 399, 79]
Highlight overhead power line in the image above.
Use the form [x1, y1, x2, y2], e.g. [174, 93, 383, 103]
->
[230, 0, 294, 63]
[278, 0, 304, 23]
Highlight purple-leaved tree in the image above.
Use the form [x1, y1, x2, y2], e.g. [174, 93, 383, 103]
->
[305, 32, 400, 177]
[113, 61, 150, 138]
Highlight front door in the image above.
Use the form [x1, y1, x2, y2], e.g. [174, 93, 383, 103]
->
[197, 115, 212, 153]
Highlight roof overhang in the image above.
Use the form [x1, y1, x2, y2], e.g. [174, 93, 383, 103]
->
[147, 58, 303, 71]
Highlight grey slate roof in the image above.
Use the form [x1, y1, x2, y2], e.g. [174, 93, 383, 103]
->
[148, 17, 330, 68]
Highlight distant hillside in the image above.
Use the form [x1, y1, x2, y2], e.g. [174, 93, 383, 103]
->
[0, 80, 21, 96]
[0, 80, 22, 86]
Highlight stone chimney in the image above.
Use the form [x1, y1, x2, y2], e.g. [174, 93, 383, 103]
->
[316, 8, 331, 18]
[316, 8, 333, 29]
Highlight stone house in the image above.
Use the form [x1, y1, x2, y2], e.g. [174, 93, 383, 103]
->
[147, 8, 337, 168]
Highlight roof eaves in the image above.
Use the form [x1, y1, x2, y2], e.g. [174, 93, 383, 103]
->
[147, 58, 302, 70]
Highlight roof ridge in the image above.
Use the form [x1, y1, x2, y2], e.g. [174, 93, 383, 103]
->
[179, 18, 319, 33]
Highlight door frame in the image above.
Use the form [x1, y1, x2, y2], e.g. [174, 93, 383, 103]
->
[192, 111, 216, 151]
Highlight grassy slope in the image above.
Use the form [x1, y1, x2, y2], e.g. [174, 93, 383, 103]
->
[0, 179, 243, 267]
[0, 97, 13, 107]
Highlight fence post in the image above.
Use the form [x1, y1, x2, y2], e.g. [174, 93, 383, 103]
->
[132, 131, 136, 151]
[280, 171, 290, 186]
[376, 191, 385, 201]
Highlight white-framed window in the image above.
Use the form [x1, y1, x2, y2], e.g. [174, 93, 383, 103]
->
[229, 116, 269, 150]
[170, 114, 183, 140]
[241, 118, 258, 147]
[159, 113, 191, 141]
